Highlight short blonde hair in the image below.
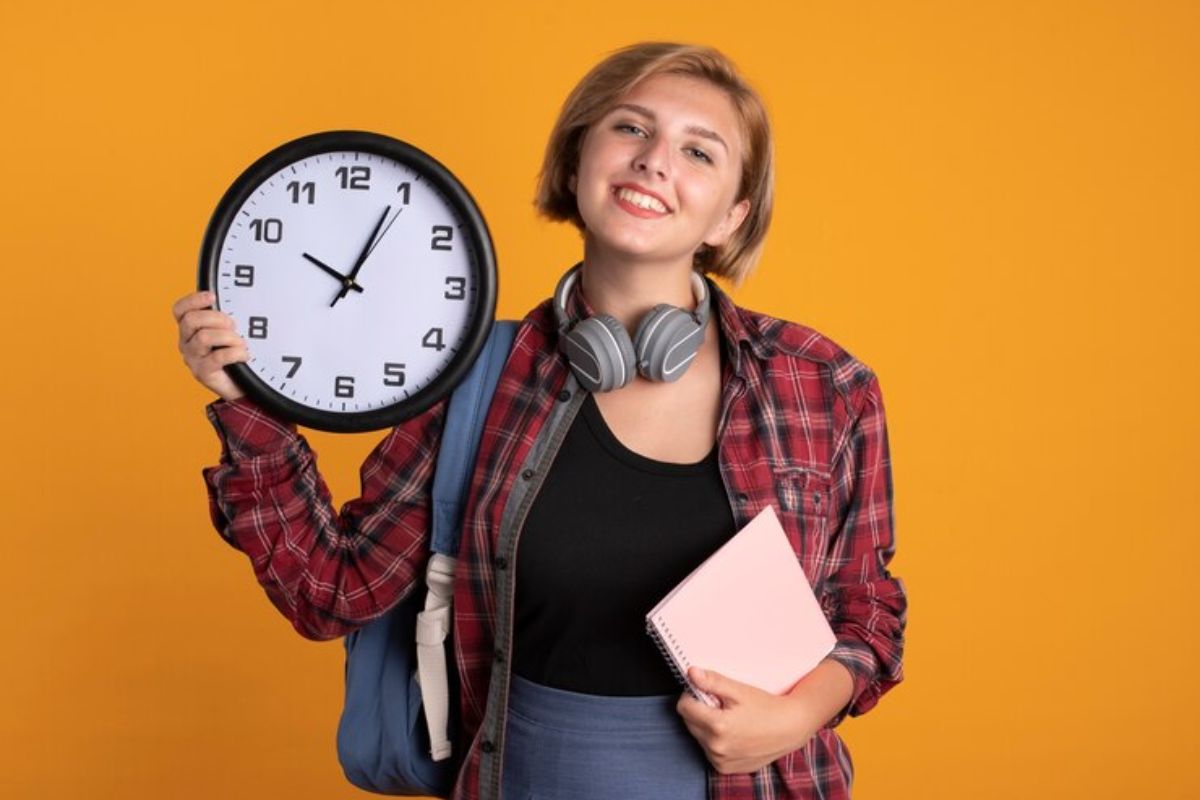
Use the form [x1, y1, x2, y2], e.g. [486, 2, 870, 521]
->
[534, 42, 774, 285]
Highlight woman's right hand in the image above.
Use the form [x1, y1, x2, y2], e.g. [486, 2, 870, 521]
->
[173, 290, 250, 402]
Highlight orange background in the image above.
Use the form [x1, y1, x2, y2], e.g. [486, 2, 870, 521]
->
[2, 1, 1197, 798]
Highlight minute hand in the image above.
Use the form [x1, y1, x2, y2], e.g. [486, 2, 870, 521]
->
[331, 204, 391, 308]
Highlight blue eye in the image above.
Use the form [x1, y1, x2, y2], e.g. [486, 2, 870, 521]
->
[615, 123, 647, 136]
[688, 147, 713, 164]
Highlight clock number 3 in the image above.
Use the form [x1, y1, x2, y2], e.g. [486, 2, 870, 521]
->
[444, 276, 466, 300]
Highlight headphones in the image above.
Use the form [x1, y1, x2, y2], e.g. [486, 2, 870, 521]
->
[553, 262, 712, 393]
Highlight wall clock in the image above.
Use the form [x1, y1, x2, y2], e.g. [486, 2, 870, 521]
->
[198, 130, 498, 432]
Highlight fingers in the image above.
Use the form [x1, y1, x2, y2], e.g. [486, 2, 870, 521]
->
[198, 338, 251, 372]
[677, 689, 722, 730]
[172, 290, 247, 364]
[688, 667, 734, 707]
[186, 325, 244, 357]
[172, 290, 250, 401]
[171, 289, 215, 323]
[178, 308, 238, 350]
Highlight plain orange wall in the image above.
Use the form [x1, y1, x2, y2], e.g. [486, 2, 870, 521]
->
[2, 1, 1197, 798]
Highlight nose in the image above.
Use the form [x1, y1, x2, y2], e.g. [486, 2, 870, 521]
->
[632, 134, 670, 180]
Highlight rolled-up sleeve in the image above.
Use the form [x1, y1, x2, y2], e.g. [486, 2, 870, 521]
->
[200, 396, 446, 641]
[821, 372, 907, 728]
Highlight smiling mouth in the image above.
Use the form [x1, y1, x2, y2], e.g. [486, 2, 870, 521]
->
[613, 186, 671, 215]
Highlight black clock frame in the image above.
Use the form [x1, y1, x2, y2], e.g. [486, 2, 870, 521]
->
[198, 130, 498, 433]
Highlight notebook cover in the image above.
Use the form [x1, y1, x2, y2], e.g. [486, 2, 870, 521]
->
[645, 504, 837, 706]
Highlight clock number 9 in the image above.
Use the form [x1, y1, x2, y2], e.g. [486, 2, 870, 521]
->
[335, 375, 355, 398]
[234, 264, 255, 287]
[431, 225, 453, 251]
[336, 166, 371, 190]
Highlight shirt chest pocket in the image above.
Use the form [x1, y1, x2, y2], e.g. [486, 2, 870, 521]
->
[770, 465, 833, 581]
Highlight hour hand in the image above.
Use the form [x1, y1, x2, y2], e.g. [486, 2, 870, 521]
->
[302, 252, 363, 293]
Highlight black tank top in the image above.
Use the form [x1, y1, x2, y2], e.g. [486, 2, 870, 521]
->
[511, 392, 737, 695]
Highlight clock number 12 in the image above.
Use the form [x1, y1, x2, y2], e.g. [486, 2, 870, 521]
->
[336, 166, 371, 190]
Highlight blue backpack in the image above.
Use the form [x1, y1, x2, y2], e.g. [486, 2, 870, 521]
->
[336, 321, 518, 797]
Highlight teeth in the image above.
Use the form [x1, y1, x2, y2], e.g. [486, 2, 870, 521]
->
[617, 187, 668, 213]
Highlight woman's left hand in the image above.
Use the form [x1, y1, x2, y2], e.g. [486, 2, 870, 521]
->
[676, 666, 820, 775]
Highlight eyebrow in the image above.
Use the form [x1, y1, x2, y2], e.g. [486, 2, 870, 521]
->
[610, 103, 730, 154]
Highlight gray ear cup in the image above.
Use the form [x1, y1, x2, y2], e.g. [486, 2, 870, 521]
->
[561, 314, 637, 393]
[553, 262, 711, 392]
[632, 304, 706, 382]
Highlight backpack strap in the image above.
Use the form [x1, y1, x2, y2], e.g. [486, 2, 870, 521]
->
[416, 320, 518, 761]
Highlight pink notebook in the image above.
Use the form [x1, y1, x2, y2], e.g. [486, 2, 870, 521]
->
[645, 505, 837, 707]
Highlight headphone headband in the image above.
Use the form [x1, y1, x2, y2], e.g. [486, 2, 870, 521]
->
[552, 262, 714, 392]
[553, 262, 711, 331]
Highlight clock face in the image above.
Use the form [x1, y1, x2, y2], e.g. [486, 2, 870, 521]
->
[198, 131, 497, 432]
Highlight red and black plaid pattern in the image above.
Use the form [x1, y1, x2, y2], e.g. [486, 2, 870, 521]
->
[202, 278, 906, 800]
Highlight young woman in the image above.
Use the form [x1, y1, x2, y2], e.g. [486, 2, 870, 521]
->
[173, 42, 906, 800]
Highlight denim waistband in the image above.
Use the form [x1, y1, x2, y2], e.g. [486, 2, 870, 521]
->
[507, 673, 685, 734]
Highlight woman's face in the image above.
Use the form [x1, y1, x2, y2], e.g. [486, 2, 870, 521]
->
[570, 73, 750, 267]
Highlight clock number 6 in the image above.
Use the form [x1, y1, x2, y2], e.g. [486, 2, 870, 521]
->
[335, 375, 355, 398]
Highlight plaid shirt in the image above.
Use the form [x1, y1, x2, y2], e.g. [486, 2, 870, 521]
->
[202, 276, 906, 800]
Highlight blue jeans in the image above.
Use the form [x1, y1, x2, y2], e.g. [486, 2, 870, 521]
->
[500, 673, 709, 799]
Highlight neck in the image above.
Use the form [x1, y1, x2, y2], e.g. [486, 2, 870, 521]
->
[578, 238, 698, 331]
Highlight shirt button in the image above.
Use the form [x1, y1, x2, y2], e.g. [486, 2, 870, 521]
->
[481, 740, 496, 754]
[736, 492, 749, 503]
[521, 469, 534, 481]
[494, 556, 509, 570]
[494, 649, 505, 663]
[813, 492, 822, 505]
[557, 389, 571, 402]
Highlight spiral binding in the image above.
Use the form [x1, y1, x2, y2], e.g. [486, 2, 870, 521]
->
[646, 617, 714, 705]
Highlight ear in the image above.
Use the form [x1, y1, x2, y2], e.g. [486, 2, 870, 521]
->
[568, 172, 578, 194]
[704, 198, 750, 248]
